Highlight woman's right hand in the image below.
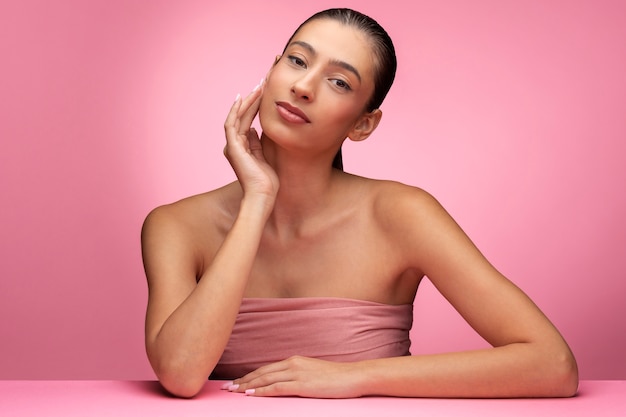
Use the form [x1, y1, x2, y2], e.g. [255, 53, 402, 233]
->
[223, 81, 279, 208]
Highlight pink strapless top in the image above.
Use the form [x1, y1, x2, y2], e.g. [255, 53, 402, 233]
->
[211, 297, 413, 380]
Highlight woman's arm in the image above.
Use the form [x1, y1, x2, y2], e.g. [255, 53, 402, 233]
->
[142, 198, 270, 398]
[378, 187, 579, 397]
[228, 185, 577, 398]
[142, 82, 277, 398]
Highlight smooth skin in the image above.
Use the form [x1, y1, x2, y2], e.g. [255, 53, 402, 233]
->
[141, 19, 578, 399]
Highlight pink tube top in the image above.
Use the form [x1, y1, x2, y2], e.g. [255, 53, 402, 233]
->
[211, 297, 413, 380]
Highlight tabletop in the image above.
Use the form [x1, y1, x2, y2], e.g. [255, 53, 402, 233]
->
[1, 380, 624, 416]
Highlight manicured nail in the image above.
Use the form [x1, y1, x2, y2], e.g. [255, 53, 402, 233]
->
[245, 388, 255, 396]
[252, 78, 265, 92]
[220, 381, 233, 390]
[227, 384, 240, 391]
[234, 93, 241, 102]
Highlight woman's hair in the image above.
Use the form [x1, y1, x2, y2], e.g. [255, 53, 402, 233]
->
[283, 8, 397, 170]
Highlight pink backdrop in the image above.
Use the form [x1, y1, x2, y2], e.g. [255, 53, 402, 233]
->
[1, 0, 624, 380]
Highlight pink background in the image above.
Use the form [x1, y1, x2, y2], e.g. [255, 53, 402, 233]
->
[1, 0, 624, 380]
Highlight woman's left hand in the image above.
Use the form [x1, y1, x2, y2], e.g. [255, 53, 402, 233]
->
[223, 356, 364, 398]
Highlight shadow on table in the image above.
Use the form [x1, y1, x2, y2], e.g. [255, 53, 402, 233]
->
[116, 380, 216, 399]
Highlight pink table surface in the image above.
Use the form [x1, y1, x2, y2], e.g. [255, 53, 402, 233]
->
[0, 380, 624, 416]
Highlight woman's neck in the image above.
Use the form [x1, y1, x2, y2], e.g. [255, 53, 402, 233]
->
[260, 134, 344, 237]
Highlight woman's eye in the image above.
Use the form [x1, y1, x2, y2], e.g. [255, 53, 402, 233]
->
[288, 56, 306, 67]
[332, 79, 351, 91]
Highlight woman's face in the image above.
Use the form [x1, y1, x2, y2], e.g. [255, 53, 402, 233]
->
[259, 18, 377, 158]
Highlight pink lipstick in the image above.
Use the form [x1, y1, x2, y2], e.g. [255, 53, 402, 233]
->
[276, 101, 310, 124]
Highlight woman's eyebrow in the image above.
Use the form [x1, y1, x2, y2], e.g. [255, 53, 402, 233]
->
[288, 40, 362, 83]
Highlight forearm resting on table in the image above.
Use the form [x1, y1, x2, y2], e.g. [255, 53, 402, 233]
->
[147, 203, 270, 397]
[354, 342, 578, 398]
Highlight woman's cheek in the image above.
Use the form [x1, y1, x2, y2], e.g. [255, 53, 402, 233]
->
[258, 95, 270, 131]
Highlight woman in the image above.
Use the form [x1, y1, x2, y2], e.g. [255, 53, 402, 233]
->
[141, 8, 578, 399]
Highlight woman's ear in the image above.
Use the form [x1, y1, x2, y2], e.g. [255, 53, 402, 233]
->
[348, 109, 382, 142]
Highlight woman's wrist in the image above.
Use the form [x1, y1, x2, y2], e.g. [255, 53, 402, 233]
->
[345, 359, 397, 397]
[239, 193, 275, 223]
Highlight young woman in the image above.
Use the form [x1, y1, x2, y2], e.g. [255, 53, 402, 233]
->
[141, 8, 578, 399]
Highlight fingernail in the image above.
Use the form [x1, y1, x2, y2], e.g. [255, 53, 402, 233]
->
[227, 383, 240, 391]
[220, 381, 233, 390]
[234, 93, 241, 102]
[252, 78, 265, 92]
[245, 388, 255, 396]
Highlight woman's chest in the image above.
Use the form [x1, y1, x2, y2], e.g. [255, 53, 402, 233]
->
[243, 228, 419, 303]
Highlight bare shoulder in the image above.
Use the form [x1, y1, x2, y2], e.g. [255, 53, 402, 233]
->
[367, 179, 448, 228]
[143, 183, 240, 239]
[361, 178, 462, 263]
[141, 182, 241, 278]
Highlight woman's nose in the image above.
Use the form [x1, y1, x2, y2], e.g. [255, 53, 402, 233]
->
[291, 74, 316, 102]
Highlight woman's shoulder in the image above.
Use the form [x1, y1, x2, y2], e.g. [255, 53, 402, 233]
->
[354, 176, 441, 215]
[352, 175, 450, 233]
[142, 182, 241, 242]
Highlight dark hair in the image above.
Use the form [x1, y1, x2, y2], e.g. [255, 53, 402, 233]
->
[283, 8, 397, 170]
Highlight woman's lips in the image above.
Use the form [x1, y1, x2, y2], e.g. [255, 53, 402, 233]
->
[276, 102, 310, 124]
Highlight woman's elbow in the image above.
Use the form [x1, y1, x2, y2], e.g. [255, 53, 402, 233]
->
[543, 347, 579, 398]
[157, 369, 207, 398]
[150, 355, 210, 398]
[558, 353, 579, 397]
